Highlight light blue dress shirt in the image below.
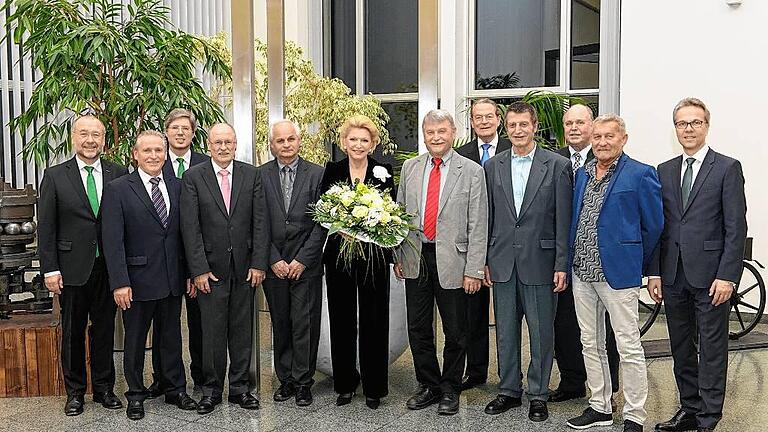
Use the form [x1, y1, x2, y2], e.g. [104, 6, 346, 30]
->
[511, 146, 536, 215]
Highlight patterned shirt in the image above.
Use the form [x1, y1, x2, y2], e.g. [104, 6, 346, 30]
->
[572, 157, 619, 282]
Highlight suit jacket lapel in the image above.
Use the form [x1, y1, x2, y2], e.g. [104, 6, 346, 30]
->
[266, 161, 286, 215]
[671, 156, 684, 216]
[410, 153, 428, 219]
[438, 155, 462, 217]
[496, 153, 518, 219]
[65, 157, 94, 219]
[229, 162, 245, 215]
[683, 150, 714, 215]
[202, 163, 230, 218]
[603, 153, 628, 200]
[127, 171, 165, 228]
[518, 150, 547, 219]
[467, 139, 481, 164]
[288, 159, 309, 213]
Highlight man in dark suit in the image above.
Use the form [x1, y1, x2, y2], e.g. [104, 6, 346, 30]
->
[649, 98, 747, 432]
[38, 115, 127, 416]
[102, 131, 198, 420]
[454, 98, 511, 391]
[566, 114, 663, 432]
[147, 109, 210, 397]
[181, 123, 268, 414]
[550, 105, 621, 407]
[260, 120, 325, 407]
[482, 102, 572, 422]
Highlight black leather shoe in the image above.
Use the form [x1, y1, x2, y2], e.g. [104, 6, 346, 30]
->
[484, 394, 522, 415]
[295, 386, 313, 407]
[126, 400, 144, 421]
[93, 391, 123, 409]
[406, 386, 442, 410]
[64, 395, 84, 416]
[460, 375, 486, 391]
[437, 393, 460, 415]
[336, 392, 354, 406]
[529, 400, 548, 422]
[624, 419, 644, 432]
[146, 381, 163, 399]
[166, 392, 198, 410]
[228, 392, 259, 410]
[548, 387, 586, 402]
[197, 396, 222, 415]
[655, 409, 697, 431]
[273, 382, 296, 402]
[365, 397, 380, 409]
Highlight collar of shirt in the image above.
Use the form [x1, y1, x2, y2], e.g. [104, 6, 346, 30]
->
[477, 134, 499, 150]
[428, 148, 454, 168]
[277, 157, 300, 172]
[511, 145, 536, 161]
[212, 159, 234, 175]
[171, 148, 192, 165]
[76, 156, 102, 173]
[684, 144, 709, 164]
[568, 144, 591, 162]
[585, 153, 620, 180]
[137, 167, 164, 186]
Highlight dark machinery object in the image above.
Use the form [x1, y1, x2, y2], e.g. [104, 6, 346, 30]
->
[0, 179, 51, 319]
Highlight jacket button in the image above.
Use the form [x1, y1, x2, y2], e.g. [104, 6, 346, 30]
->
[227, 246, 232, 252]
[681, 219, 686, 224]
[285, 220, 290, 225]
[515, 224, 520, 228]
[92, 240, 97, 245]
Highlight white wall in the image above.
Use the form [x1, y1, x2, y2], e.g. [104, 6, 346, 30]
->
[621, 0, 768, 264]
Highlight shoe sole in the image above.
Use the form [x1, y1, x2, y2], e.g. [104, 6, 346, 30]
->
[296, 400, 313, 407]
[407, 397, 442, 410]
[437, 408, 459, 415]
[566, 420, 614, 430]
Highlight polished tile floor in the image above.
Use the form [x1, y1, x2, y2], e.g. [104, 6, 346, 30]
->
[1, 312, 767, 432]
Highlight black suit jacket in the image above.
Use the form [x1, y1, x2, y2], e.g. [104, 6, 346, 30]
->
[261, 158, 326, 279]
[456, 136, 512, 165]
[37, 157, 128, 286]
[101, 171, 184, 301]
[648, 149, 747, 289]
[181, 160, 268, 283]
[319, 157, 395, 265]
[162, 150, 209, 179]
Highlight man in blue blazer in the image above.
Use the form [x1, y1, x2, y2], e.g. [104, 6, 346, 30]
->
[565, 114, 663, 432]
[102, 131, 197, 420]
[649, 98, 747, 432]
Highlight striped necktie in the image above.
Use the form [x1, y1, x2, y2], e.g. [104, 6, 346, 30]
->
[149, 177, 168, 228]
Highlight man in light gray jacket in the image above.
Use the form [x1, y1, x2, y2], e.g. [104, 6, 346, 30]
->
[394, 109, 488, 416]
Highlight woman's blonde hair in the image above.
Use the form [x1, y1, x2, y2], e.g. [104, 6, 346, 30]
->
[338, 115, 381, 153]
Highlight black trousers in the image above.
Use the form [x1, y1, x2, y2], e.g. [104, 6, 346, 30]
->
[262, 276, 322, 387]
[325, 256, 390, 399]
[196, 269, 254, 397]
[59, 257, 116, 396]
[405, 243, 468, 394]
[554, 283, 620, 393]
[123, 295, 185, 402]
[463, 285, 490, 382]
[152, 293, 203, 389]
[664, 258, 729, 430]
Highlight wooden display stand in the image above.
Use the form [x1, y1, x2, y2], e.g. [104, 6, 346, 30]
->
[0, 301, 91, 397]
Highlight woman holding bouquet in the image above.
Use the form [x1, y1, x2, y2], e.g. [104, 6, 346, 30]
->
[321, 115, 394, 409]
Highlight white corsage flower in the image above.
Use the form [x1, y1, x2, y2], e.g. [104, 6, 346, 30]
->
[372, 166, 391, 182]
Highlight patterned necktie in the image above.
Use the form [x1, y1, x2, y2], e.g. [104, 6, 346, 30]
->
[149, 177, 168, 228]
[281, 165, 294, 210]
[572, 151, 582, 175]
[218, 169, 231, 213]
[681, 157, 695, 207]
[480, 143, 491, 166]
[423, 158, 442, 241]
[84, 166, 100, 256]
[176, 157, 186, 178]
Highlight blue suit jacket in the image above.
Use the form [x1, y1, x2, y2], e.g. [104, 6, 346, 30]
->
[569, 153, 664, 289]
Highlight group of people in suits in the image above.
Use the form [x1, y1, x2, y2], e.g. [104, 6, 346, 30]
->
[38, 96, 746, 432]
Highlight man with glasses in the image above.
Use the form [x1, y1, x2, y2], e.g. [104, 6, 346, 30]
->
[649, 98, 747, 432]
[455, 98, 511, 391]
[181, 123, 268, 414]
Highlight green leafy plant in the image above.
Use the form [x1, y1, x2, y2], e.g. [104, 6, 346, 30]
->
[207, 36, 394, 165]
[2, 0, 231, 164]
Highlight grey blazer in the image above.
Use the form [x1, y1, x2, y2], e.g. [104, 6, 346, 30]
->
[395, 151, 488, 288]
[484, 148, 572, 286]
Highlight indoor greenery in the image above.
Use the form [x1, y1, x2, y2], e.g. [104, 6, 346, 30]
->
[2, 0, 230, 165]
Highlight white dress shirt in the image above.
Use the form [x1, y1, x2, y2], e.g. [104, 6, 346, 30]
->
[212, 160, 234, 187]
[477, 134, 500, 159]
[680, 145, 710, 187]
[170, 149, 192, 178]
[137, 168, 170, 213]
[567, 144, 592, 169]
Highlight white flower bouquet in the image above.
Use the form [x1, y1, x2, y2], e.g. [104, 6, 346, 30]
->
[311, 181, 415, 266]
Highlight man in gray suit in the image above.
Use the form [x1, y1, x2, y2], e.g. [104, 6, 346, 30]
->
[394, 109, 488, 416]
[483, 102, 572, 422]
[260, 120, 326, 407]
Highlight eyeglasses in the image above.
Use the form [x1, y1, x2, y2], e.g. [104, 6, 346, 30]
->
[168, 125, 192, 133]
[674, 119, 707, 130]
[210, 140, 236, 147]
[76, 131, 103, 140]
[472, 114, 498, 122]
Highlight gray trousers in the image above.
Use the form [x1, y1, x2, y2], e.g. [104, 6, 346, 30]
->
[493, 268, 557, 400]
[197, 271, 254, 397]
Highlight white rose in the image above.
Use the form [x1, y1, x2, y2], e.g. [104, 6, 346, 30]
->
[351, 205, 369, 219]
[372, 166, 391, 182]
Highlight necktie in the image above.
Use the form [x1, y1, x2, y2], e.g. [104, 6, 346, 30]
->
[149, 177, 168, 228]
[480, 143, 491, 166]
[423, 158, 442, 241]
[176, 157, 186, 178]
[281, 165, 294, 210]
[218, 169, 231, 213]
[572, 152, 582, 175]
[84, 166, 100, 256]
[681, 157, 695, 207]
